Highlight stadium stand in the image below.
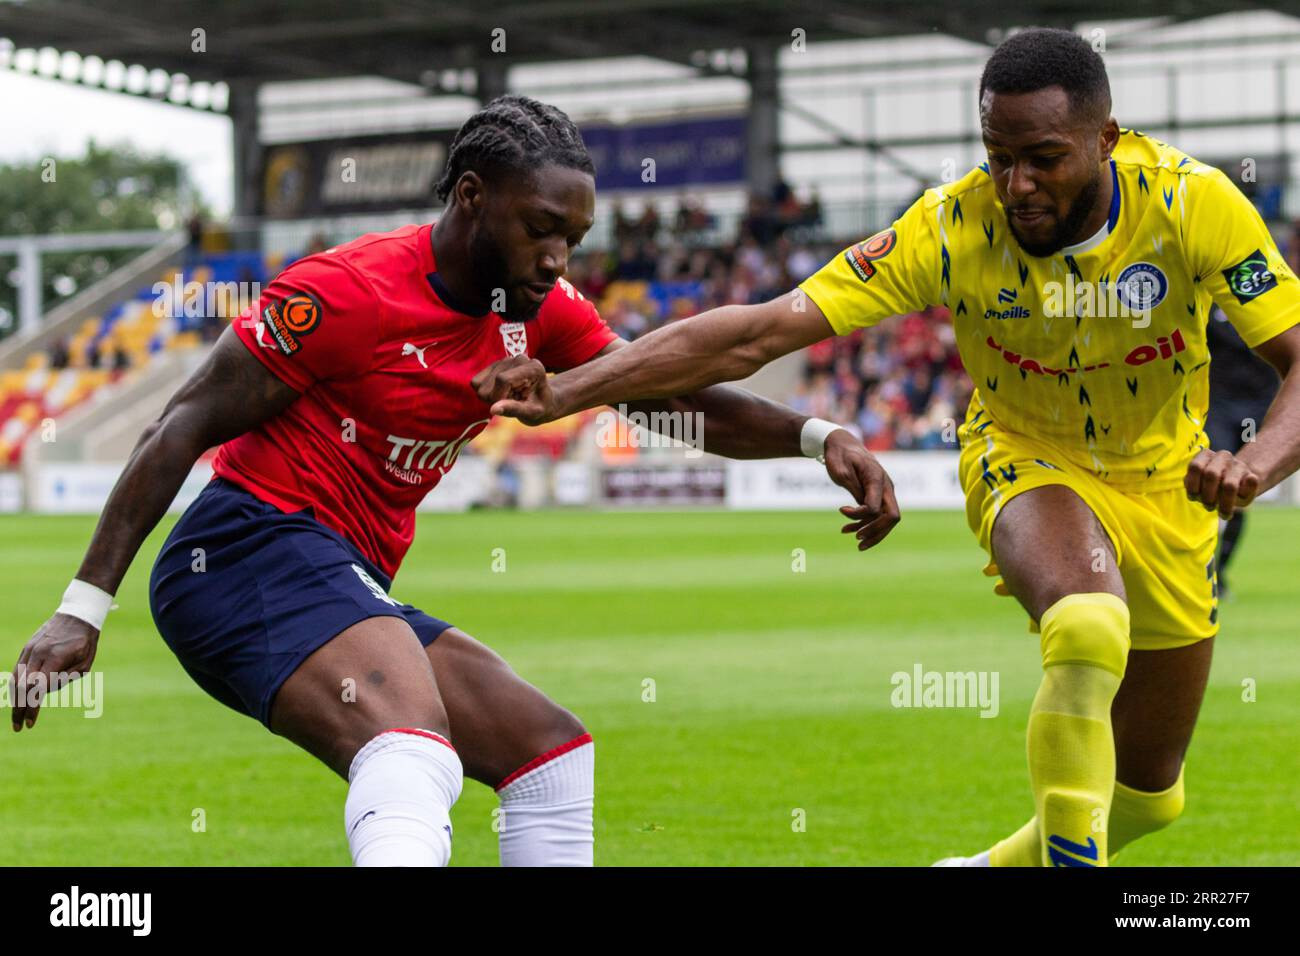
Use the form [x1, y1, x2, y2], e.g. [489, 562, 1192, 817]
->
[0, 250, 289, 465]
[9, 201, 1299, 471]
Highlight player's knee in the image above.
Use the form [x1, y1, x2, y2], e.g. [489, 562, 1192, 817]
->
[535, 703, 587, 755]
[333, 703, 450, 776]
[1039, 592, 1131, 678]
[494, 703, 590, 791]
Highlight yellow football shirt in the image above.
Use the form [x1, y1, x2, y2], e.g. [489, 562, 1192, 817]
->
[800, 129, 1300, 488]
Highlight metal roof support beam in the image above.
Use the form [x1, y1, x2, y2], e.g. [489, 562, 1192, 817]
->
[229, 79, 263, 222]
[745, 42, 780, 199]
[476, 59, 508, 106]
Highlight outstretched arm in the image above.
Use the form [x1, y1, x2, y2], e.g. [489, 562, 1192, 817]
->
[482, 290, 835, 423]
[591, 337, 806, 460]
[474, 293, 901, 549]
[12, 326, 301, 731]
[594, 338, 898, 536]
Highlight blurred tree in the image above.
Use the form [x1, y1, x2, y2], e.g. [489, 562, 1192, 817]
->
[0, 142, 202, 340]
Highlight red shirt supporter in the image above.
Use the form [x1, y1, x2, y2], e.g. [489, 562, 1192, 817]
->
[212, 222, 615, 577]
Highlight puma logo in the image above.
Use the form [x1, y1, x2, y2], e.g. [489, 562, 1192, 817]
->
[401, 341, 436, 368]
[254, 321, 278, 350]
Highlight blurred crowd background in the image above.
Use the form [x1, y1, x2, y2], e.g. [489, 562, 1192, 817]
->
[564, 184, 971, 452]
[12, 181, 1300, 469]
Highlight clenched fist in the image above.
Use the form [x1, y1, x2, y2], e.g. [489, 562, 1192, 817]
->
[472, 356, 560, 425]
[1184, 448, 1261, 519]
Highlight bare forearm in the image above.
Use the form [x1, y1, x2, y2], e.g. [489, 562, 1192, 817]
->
[624, 386, 808, 459]
[74, 420, 205, 594]
[70, 326, 300, 595]
[1236, 369, 1300, 492]
[555, 305, 774, 416]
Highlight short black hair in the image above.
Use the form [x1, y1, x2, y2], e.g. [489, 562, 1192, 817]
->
[434, 94, 596, 203]
[979, 27, 1111, 125]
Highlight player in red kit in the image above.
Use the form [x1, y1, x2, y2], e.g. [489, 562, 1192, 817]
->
[10, 95, 898, 866]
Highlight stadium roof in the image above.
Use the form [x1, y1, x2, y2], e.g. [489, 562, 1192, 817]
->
[1, 0, 1288, 106]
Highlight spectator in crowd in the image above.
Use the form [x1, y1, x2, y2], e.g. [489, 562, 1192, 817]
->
[564, 194, 975, 454]
[740, 191, 780, 246]
[802, 187, 824, 231]
[635, 203, 661, 242]
[49, 337, 70, 370]
[185, 211, 206, 272]
[611, 200, 635, 245]
[611, 240, 656, 281]
[672, 194, 715, 241]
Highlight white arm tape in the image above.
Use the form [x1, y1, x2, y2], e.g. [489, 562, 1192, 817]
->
[56, 579, 115, 631]
[800, 417, 843, 461]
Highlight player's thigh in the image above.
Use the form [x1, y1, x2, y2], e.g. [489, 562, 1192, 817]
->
[425, 627, 586, 788]
[1111, 637, 1214, 791]
[269, 615, 450, 779]
[990, 484, 1126, 622]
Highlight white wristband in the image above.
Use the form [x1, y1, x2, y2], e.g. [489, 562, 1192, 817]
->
[800, 417, 842, 463]
[56, 579, 115, 631]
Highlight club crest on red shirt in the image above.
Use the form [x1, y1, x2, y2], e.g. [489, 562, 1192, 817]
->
[499, 321, 528, 357]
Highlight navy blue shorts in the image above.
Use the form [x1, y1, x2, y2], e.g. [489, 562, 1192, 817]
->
[149, 477, 452, 728]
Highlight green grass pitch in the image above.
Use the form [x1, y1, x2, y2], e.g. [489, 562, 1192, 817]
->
[1, 506, 1296, 865]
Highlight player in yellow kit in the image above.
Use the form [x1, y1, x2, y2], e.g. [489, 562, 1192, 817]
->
[475, 28, 1300, 866]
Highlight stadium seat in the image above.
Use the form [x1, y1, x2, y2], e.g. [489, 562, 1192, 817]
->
[0, 250, 298, 465]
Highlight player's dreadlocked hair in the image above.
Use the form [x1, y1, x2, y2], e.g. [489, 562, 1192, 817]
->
[434, 94, 596, 203]
[979, 27, 1111, 126]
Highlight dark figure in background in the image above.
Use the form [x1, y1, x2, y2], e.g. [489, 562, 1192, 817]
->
[185, 212, 206, 273]
[1205, 306, 1282, 597]
[49, 337, 70, 370]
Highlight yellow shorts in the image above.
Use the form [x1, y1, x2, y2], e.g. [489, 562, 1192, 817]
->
[957, 412, 1219, 651]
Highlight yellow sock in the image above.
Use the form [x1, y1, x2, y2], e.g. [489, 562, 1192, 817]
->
[1026, 593, 1130, 867]
[990, 816, 1041, 867]
[988, 766, 1185, 866]
[1109, 766, 1185, 862]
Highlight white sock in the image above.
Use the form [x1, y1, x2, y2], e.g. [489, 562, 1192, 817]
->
[345, 728, 463, 867]
[496, 733, 594, 867]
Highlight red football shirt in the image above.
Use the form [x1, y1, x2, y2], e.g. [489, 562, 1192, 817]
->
[211, 222, 616, 577]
